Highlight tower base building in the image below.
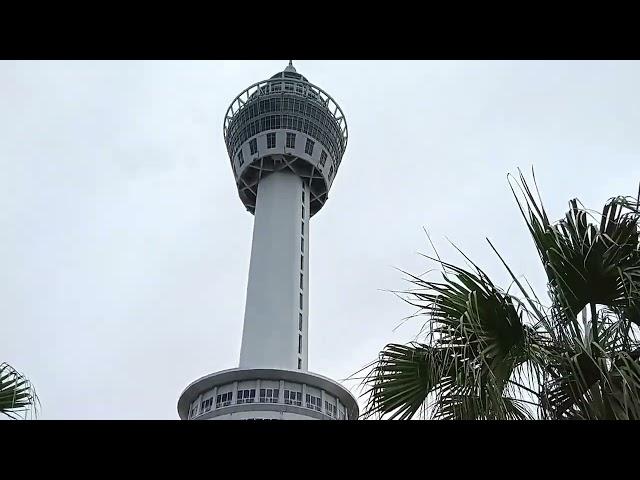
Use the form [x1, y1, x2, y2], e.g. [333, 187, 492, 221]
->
[178, 369, 358, 420]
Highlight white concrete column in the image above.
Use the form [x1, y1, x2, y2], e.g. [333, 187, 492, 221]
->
[239, 171, 310, 370]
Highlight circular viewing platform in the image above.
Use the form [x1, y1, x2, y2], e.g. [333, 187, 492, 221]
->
[222, 70, 348, 217]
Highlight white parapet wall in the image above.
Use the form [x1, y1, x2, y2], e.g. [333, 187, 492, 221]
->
[177, 368, 359, 421]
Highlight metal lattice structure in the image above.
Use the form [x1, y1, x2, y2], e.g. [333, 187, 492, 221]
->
[223, 63, 348, 216]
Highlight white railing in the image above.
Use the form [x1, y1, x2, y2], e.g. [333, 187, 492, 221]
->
[223, 77, 348, 150]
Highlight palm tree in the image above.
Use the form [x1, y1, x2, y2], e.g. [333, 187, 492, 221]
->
[0, 363, 38, 419]
[359, 171, 640, 420]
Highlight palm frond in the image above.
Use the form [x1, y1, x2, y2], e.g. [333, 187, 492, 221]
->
[360, 343, 445, 419]
[511, 172, 640, 335]
[0, 363, 38, 419]
[361, 255, 545, 419]
[361, 172, 640, 420]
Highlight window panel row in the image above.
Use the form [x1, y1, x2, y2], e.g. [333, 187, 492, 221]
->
[190, 388, 347, 419]
[227, 110, 345, 163]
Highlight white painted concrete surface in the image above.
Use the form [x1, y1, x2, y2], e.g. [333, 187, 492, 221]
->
[239, 171, 310, 370]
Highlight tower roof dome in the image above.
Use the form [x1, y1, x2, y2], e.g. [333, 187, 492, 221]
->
[269, 60, 308, 82]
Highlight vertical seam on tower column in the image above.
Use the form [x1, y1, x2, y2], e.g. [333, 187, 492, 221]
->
[298, 180, 305, 369]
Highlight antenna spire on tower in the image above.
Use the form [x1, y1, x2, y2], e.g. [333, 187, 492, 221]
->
[285, 60, 296, 73]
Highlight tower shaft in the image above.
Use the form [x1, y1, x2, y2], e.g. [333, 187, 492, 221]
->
[239, 170, 310, 370]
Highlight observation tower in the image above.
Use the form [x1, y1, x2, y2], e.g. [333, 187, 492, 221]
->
[177, 61, 359, 420]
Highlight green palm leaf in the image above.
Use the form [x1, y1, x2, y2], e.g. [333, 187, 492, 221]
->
[512, 172, 640, 335]
[361, 169, 640, 420]
[0, 363, 38, 419]
[360, 256, 543, 420]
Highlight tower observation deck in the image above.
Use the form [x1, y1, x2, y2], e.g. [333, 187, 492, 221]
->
[177, 61, 358, 421]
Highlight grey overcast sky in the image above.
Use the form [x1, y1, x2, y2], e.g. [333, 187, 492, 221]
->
[1, 60, 640, 419]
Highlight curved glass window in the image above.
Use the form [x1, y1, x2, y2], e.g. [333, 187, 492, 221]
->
[225, 92, 345, 166]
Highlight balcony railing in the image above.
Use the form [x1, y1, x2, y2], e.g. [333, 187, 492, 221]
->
[224, 77, 348, 151]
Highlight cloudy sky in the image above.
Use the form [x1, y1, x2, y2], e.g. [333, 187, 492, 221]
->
[1, 60, 639, 419]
